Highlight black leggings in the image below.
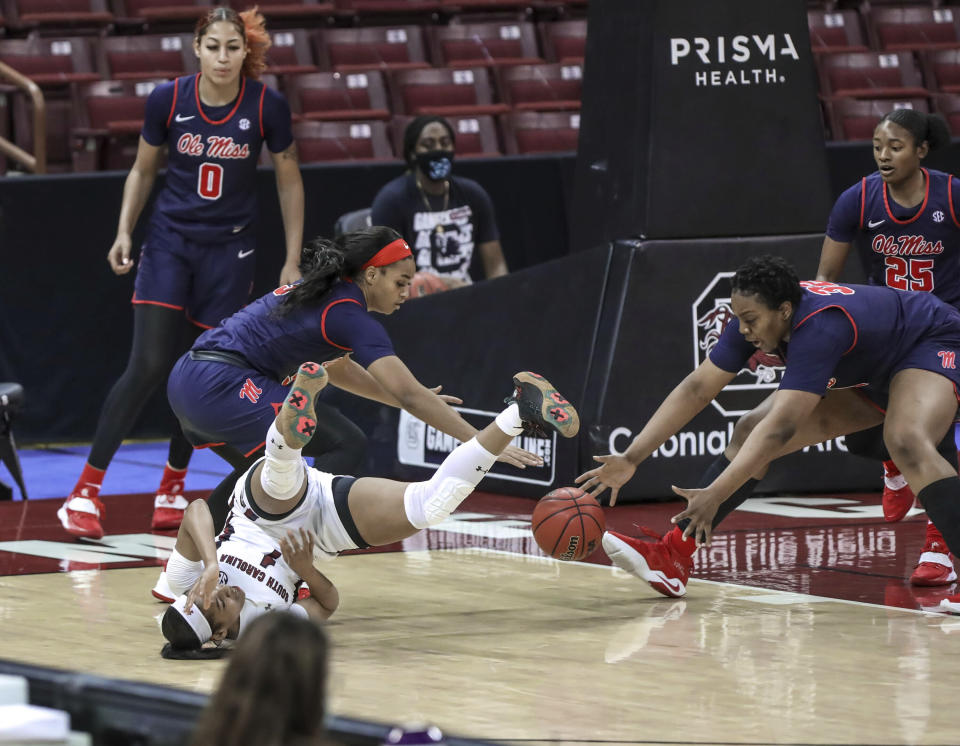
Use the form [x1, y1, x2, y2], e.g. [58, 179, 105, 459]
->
[844, 423, 958, 471]
[87, 304, 203, 471]
[206, 400, 367, 530]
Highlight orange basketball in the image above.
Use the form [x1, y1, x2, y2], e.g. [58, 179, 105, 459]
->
[531, 486, 605, 561]
[410, 272, 447, 298]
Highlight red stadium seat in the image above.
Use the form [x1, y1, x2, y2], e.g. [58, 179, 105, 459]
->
[110, 0, 210, 24]
[331, 0, 439, 16]
[97, 34, 196, 81]
[390, 66, 508, 116]
[538, 19, 586, 63]
[0, 36, 99, 86]
[817, 51, 929, 99]
[807, 10, 869, 55]
[1, 0, 112, 31]
[234, 0, 333, 22]
[284, 70, 390, 121]
[869, 6, 960, 52]
[9, 95, 75, 171]
[500, 109, 579, 154]
[292, 119, 394, 162]
[390, 112, 500, 156]
[932, 92, 960, 135]
[825, 96, 930, 140]
[312, 25, 429, 73]
[429, 21, 543, 68]
[497, 62, 581, 111]
[922, 49, 960, 93]
[71, 78, 164, 170]
[265, 29, 317, 76]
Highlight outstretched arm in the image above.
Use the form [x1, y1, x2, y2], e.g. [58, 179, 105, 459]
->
[671, 388, 821, 545]
[576, 359, 736, 505]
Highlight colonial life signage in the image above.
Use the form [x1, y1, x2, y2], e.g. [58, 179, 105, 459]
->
[572, 0, 831, 249]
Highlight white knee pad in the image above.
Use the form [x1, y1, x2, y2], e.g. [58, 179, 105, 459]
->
[403, 476, 474, 529]
[260, 455, 306, 501]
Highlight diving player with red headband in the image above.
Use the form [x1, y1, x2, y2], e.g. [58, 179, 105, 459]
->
[166, 226, 545, 528]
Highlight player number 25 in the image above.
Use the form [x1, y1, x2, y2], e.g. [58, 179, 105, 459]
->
[198, 162, 224, 201]
[885, 256, 934, 292]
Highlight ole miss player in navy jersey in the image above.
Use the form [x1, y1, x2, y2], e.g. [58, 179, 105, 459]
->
[818, 109, 960, 586]
[577, 256, 960, 613]
[165, 226, 544, 530]
[59, 7, 305, 541]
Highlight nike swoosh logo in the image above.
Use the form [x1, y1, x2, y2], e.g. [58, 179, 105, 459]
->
[175, 114, 195, 122]
[238, 249, 255, 259]
[652, 571, 684, 595]
[867, 219, 885, 228]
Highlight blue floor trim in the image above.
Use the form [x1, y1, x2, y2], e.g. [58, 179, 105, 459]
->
[0, 442, 233, 500]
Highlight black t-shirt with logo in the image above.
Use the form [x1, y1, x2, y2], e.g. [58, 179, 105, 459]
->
[371, 172, 499, 283]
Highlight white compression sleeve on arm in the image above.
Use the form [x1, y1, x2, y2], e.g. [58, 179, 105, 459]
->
[403, 437, 498, 529]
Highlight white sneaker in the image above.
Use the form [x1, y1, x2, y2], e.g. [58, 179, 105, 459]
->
[151, 565, 175, 603]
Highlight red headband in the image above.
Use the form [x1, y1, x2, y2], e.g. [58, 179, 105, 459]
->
[361, 238, 413, 271]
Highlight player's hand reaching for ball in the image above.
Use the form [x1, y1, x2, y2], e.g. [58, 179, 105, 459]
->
[497, 445, 544, 469]
[429, 385, 462, 406]
[107, 234, 134, 275]
[279, 528, 318, 578]
[669, 485, 722, 548]
[575, 454, 637, 506]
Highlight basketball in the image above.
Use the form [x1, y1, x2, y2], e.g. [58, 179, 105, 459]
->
[410, 272, 448, 298]
[531, 486, 605, 561]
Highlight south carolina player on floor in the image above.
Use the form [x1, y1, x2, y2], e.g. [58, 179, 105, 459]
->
[59, 7, 305, 541]
[818, 109, 960, 586]
[156, 362, 579, 657]
[576, 256, 960, 615]
[166, 225, 544, 531]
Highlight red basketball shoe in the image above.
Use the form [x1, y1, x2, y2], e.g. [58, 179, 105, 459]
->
[602, 529, 692, 598]
[882, 461, 915, 523]
[910, 523, 957, 586]
[57, 493, 105, 540]
[151, 493, 188, 531]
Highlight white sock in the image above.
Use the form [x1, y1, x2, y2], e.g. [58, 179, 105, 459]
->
[266, 421, 302, 460]
[261, 422, 305, 500]
[403, 437, 498, 529]
[495, 402, 523, 437]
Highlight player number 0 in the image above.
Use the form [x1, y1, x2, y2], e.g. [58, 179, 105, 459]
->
[198, 162, 224, 200]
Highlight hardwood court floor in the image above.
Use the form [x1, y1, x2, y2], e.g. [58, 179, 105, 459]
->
[0, 491, 958, 745]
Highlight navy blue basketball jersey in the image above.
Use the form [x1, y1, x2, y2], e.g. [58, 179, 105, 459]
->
[709, 280, 960, 396]
[141, 74, 293, 242]
[194, 281, 396, 381]
[826, 168, 960, 307]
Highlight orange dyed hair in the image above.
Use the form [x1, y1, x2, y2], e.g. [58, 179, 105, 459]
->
[194, 5, 271, 80]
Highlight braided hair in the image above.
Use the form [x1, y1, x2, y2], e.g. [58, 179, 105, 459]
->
[731, 255, 803, 310]
[278, 226, 405, 316]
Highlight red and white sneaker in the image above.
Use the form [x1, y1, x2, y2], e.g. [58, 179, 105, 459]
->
[881, 461, 915, 523]
[151, 562, 175, 603]
[151, 493, 188, 531]
[910, 524, 957, 586]
[602, 529, 692, 598]
[57, 494, 105, 540]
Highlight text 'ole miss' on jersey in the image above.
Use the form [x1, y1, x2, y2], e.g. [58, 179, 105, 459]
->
[141, 73, 294, 242]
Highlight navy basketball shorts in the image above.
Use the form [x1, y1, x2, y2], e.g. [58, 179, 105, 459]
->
[889, 334, 960, 409]
[133, 219, 256, 328]
[167, 354, 287, 456]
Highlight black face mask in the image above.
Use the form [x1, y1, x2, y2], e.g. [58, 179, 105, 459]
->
[415, 150, 454, 181]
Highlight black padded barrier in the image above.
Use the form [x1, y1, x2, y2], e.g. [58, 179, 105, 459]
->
[571, 0, 832, 249]
[0, 658, 497, 746]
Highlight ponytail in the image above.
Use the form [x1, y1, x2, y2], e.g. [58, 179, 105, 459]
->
[277, 226, 405, 316]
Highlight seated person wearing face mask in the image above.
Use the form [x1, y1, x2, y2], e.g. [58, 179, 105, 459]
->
[371, 116, 508, 291]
